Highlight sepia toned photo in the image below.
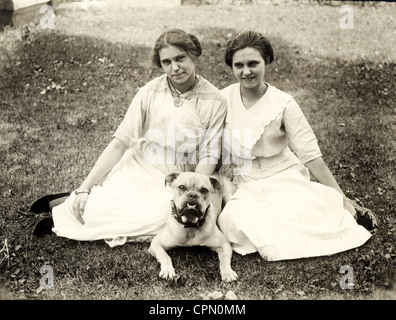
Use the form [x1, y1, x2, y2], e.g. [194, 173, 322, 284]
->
[0, 0, 395, 307]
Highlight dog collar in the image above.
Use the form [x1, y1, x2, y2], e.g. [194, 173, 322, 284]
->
[170, 200, 209, 229]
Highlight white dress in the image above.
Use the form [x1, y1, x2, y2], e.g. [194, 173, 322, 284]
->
[52, 75, 227, 247]
[218, 83, 371, 261]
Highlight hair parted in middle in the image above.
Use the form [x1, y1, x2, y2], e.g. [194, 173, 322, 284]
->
[224, 31, 274, 67]
[152, 29, 203, 68]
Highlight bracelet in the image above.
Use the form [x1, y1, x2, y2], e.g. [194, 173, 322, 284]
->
[75, 189, 90, 195]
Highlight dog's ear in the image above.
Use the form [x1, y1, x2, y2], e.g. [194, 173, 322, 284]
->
[209, 176, 222, 192]
[165, 172, 180, 187]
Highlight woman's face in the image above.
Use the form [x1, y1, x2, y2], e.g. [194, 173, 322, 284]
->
[159, 45, 196, 92]
[231, 47, 266, 90]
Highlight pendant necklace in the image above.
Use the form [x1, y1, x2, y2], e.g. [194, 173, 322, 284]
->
[168, 76, 199, 108]
[174, 97, 183, 108]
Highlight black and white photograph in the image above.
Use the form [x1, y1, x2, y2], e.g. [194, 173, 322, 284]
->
[0, 0, 395, 308]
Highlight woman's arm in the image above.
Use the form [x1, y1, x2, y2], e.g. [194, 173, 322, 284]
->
[196, 98, 228, 177]
[77, 138, 127, 191]
[305, 157, 344, 194]
[282, 100, 357, 217]
[305, 157, 356, 217]
[72, 138, 128, 223]
[195, 163, 217, 176]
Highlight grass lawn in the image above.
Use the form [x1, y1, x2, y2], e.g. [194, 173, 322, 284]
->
[0, 0, 395, 301]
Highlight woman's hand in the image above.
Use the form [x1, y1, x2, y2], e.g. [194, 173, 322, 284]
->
[344, 197, 378, 231]
[72, 193, 89, 224]
[68, 138, 127, 225]
[343, 197, 358, 218]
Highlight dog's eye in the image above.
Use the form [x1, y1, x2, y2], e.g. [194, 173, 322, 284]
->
[178, 185, 186, 191]
[200, 188, 209, 195]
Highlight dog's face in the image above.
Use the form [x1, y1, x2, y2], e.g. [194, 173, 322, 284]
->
[165, 172, 221, 226]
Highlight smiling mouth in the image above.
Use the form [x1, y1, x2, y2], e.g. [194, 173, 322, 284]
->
[242, 77, 255, 81]
[172, 73, 185, 80]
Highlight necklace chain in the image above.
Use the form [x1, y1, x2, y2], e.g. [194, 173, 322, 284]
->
[167, 76, 199, 107]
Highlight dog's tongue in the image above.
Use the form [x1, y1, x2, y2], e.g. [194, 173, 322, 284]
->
[182, 214, 199, 224]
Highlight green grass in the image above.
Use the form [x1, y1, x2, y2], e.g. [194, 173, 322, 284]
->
[0, 1, 395, 300]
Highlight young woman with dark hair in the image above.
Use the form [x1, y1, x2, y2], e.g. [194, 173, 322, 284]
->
[31, 29, 227, 247]
[218, 31, 377, 261]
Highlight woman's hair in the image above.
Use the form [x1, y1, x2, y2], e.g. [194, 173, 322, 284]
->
[152, 29, 203, 68]
[224, 31, 274, 67]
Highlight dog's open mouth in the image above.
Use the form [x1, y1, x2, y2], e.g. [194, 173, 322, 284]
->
[170, 200, 209, 228]
[179, 202, 203, 224]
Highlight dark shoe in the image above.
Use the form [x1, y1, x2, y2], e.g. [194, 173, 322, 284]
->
[33, 217, 54, 237]
[30, 192, 70, 213]
[356, 207, 379, 232]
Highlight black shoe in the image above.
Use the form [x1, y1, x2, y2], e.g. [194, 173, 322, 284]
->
[356, 207, 379, 232]
[33, 217, 54, 237]
[30, 192, 70, 213]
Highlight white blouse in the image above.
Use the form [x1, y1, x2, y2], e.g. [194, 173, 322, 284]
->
[221, 83, 322, 182]
[113, 74, 227, 168]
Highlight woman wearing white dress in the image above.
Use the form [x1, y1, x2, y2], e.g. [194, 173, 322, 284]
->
[31, 29, 227, 247]
[218, 31, 377, 261]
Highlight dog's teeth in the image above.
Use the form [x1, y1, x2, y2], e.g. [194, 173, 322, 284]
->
[187, 203, 196, 209]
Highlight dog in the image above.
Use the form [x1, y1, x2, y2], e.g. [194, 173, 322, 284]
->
[148, 171, 238, 282]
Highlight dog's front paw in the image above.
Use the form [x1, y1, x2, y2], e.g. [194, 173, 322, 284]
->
[159, 266, 176, 280]
[221, 269, 238, 282]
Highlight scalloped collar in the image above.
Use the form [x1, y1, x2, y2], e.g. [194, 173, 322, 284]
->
[224, 83, 292, 149]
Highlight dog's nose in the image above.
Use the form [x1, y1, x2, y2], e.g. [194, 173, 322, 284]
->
[188, 193, 198, 200]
